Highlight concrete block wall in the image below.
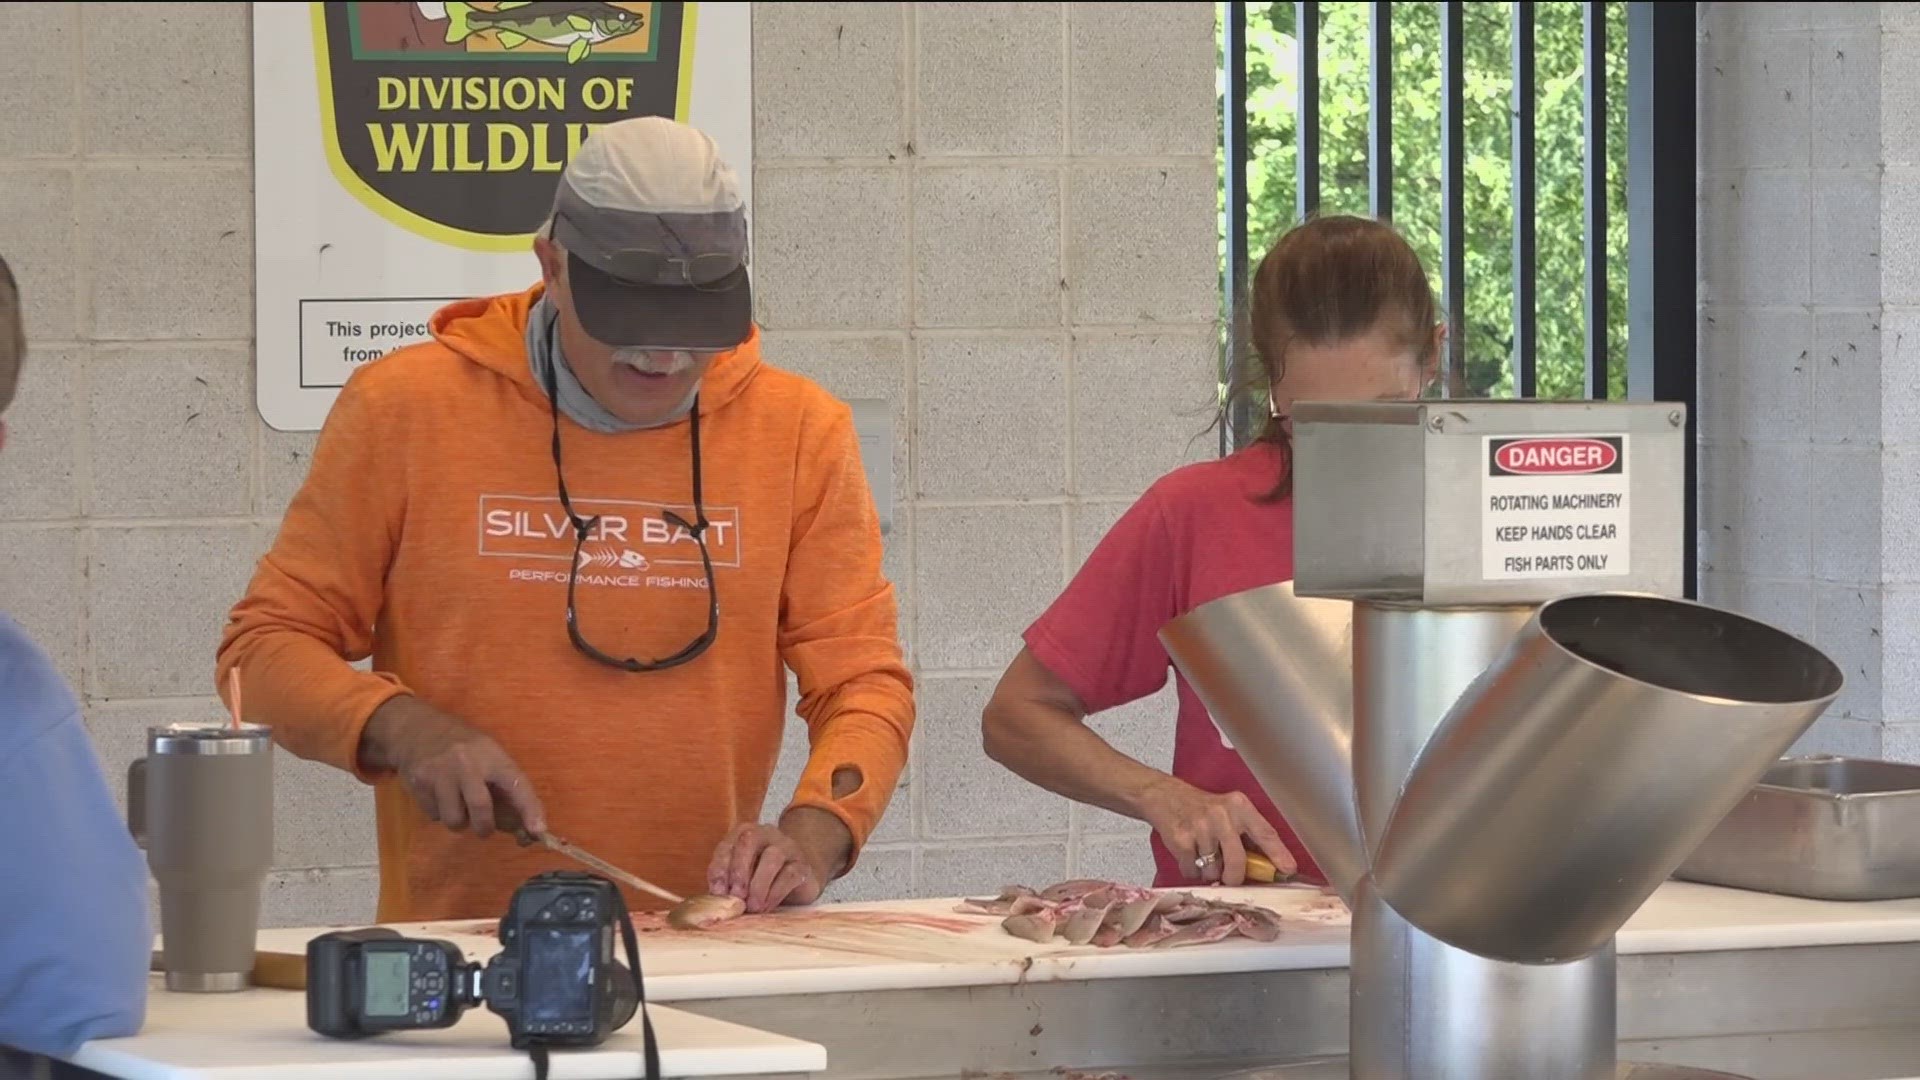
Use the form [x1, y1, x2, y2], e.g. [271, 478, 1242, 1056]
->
[0, 2, 1221, 925]
[1696, 1, 1910, 757]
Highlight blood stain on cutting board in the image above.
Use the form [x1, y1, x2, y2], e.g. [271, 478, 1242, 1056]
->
[453, 908, 984, 939]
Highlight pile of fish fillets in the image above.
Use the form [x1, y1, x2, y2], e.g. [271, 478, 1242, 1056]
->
[954, 878, 1325, 949]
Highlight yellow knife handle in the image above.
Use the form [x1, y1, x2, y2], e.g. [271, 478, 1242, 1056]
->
[1246, 851, 1282, 883]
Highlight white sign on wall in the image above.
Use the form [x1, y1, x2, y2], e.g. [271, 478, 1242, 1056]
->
[252, 2, 754, 432]
[1480, 434, 1632, 580]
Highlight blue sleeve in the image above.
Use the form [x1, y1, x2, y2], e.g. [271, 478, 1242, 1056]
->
[0, 658, 151, 1057]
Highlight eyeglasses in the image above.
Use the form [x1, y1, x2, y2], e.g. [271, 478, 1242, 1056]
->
[541, 359, 720, 673]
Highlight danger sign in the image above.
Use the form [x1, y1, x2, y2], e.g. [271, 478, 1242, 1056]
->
[1481, 434, 1630, 581]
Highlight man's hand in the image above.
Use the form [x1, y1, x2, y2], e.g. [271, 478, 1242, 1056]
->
[1136, 777, 1295, 887]
[707, 808, 852, 914]
[359, 695, 546, 840]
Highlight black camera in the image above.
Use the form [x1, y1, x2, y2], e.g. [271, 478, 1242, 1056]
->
[307, 870, 655, 1068]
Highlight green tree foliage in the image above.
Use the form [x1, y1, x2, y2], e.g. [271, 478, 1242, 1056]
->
[1219, 2, 1629, 401]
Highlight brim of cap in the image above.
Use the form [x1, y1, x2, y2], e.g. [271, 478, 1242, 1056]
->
[567, 253, 752, 352]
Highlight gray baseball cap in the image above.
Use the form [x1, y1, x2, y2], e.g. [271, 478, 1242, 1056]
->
[548, 116, 751, 351]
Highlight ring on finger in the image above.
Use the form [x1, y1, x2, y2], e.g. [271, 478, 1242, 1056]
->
[1194, 850, 1219, 871]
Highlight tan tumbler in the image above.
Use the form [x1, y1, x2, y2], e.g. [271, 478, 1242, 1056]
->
[127, 722, 274, 992]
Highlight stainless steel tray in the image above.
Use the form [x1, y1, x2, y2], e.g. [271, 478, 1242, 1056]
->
[1674, 755, 1920, 901]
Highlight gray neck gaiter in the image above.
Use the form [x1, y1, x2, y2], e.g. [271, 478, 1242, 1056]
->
[525, 296, 695, 434]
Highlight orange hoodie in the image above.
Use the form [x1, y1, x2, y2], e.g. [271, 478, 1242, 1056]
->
[216, 286, 914, 923]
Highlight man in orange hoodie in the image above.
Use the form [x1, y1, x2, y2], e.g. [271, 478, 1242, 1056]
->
[216, 117, 915, 924]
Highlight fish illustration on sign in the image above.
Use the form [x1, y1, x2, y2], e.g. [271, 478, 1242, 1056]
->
[432, 1, 646, 63]
[314, 2, 687, 251]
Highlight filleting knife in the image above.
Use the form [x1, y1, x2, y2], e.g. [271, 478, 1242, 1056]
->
[494, 800, 685, 905]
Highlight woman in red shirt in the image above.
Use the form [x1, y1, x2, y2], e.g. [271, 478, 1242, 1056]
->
[981, 215, 1443, 890]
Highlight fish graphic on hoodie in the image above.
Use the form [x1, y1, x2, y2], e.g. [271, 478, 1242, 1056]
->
[426, 1, 646, 64]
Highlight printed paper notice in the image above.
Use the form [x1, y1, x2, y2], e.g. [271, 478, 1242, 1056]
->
[252, 1, 753, 432]
[1481, 435, 1630, 580]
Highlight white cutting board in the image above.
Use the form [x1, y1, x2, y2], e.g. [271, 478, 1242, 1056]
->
[67, 991, 826, 1080]
[253, 885, 1357, 1003]
[239, 881, 1920, 1004]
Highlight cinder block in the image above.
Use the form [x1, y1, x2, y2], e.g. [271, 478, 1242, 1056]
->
[1812, 444, 1883, 584]
[1884, 448, 1920, 583]
[918, 675, 1070, 839]
[1072, 330, 1218, 498]
[1875, 585, 1920, 722]
[914, 333, 1067, 499]
[274, 752, 376, 871]
[1884, 32, 1920, 168]
[1789, 716, 1883, 759]
[259, 427, 318, 521]
[919, 841, 1067, 899]
[1698, 42, 1810, 173]
[260, 867, 379, 929]
[1814, 584, 1884, 722]
[1697, 309, 1812, 444]
[0, 526, 84, 690]
[1068, 164, 1219, 325]
[1888, 3, 1920, 35]
[1813, 311, 1882, 444]
[87, 344, 252, 518]
[1069, 2, 1218, 157]
[760, 679, 914, 846]
[1078, 684, 1175, 835]
[915, 3, 1064, 157]
[1810, 3, 1882, 30]
[914, 503, 1063, 671]
[1696, 440, 1813, 580]
[1811, 33, 1880, 168]
[1075, 834, 1156, 886]
[1878, 170, 1920, 307]
[759, 331, 911, 496]
[1699, 170, 1810, 307]
[1703, 571, 1816, 645]
[0, 168, 78, 343]
[1884, 723, 1920, 764]
[0, 3, 77, 156]
[83, 697, 225, 818]
[751, 2, 905, 160]
[1811, 168, 1881, 306]
[88, 524, 261, 699]
[752, 168, 908, 330]
[913, 166, 1062, 328]
[82, 164, 252, 340]
[1072, 500, 1134, 570]
[1697, 2, 1811, 40]
[82, 2, 249, 155]
[833, 847, 914, 902]
[1882, 309, 1920, 446]
[0, 344, 81, 522]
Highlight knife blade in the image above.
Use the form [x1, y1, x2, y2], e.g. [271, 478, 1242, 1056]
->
[537, 832, 685, 906]
[492, 796, 684, 905]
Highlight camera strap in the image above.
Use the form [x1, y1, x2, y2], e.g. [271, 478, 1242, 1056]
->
[522, 890, 661, 1080]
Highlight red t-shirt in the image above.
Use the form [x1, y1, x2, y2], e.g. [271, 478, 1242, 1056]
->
[1021, 441, 1325, 889]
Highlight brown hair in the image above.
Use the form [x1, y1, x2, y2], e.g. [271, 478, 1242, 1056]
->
[1225, 214, 1440, 502]
[0, 256, 21, 415]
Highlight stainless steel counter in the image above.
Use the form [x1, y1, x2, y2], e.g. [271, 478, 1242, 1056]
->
[679, 939, 1920, 1080]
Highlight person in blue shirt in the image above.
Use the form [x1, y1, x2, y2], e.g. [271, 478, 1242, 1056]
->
[0, 254, 151, 1070]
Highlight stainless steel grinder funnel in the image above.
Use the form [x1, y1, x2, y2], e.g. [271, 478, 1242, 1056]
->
[1157, 400, 1842, 1080]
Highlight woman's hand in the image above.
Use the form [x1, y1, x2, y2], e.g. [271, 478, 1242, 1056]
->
[1137, 778, 1296, 886]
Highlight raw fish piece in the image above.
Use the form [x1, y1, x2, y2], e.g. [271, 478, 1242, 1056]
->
[1059, 901, 1113, 946]
[1123, 914, 1176, 948]
[1230, 905, 1285, 942]
[666, 894, 746, 930]
[1112, 897, 1158, 937]
[1153, 912, 1239, 948]
[1003, 912, 1060, 942]
[1039, 879, 1113, 902]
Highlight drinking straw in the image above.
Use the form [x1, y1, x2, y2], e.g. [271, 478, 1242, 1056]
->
[228, 668, 243, 730]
